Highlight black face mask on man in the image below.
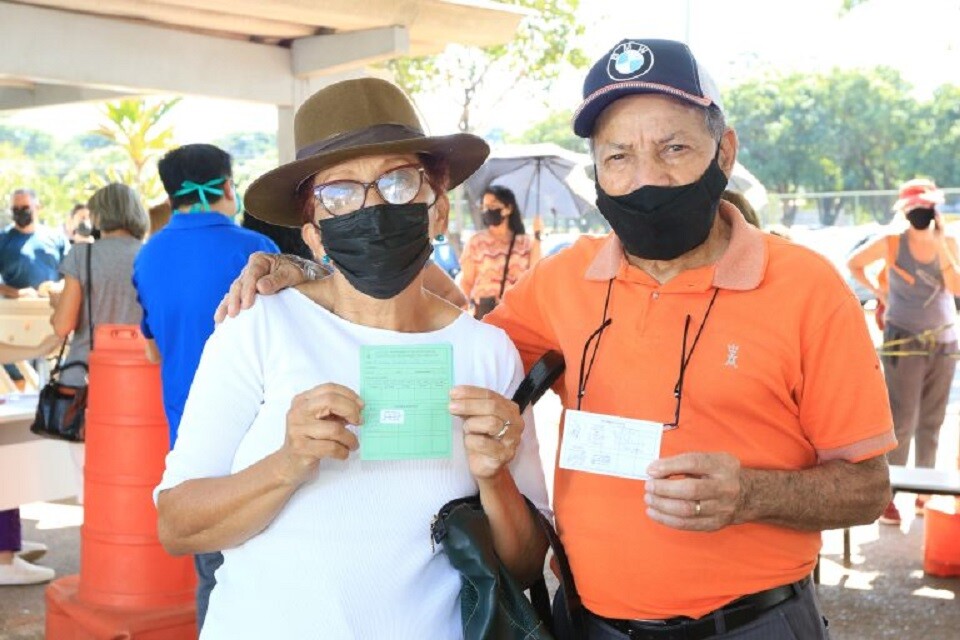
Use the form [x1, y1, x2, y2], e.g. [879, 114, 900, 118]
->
[318, 202, 432, 300]
[76, 219, 94, 237]
[11, 207, 34, 228]
[595, 148, 729, 261]
[906, 207, 936, 230]
[482, 208, 504, 227]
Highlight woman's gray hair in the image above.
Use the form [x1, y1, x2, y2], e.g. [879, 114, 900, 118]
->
[87, 183, 149, 240]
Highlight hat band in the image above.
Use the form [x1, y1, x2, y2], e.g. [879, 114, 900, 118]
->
[296, 123, 425, 160]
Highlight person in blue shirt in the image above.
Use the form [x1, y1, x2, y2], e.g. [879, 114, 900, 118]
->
[132, 143, 278, 629]
[0, 188, 69, 298]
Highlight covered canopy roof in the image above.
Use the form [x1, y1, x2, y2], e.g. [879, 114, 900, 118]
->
[0, 0, 525, 110]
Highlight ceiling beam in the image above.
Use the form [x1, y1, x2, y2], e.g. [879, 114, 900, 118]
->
[0, 84, 135, 112]
[0, 2, 294, 105]
[292, 27, 409, 78]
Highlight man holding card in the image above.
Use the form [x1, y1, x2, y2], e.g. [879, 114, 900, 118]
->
[221, 40, 895, 640]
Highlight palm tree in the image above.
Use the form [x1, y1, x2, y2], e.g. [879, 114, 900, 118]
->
[91, 98, 180, 201]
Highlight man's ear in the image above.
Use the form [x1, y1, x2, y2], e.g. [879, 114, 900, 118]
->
[224, 179, 238, 202]
[301, 223, 325, 262]
[719, 128, 738, 177]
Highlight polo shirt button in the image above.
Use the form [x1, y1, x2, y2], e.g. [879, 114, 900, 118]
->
[652, 291, 660, 300]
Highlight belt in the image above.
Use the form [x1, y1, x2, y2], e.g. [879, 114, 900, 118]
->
[589, 577, 809, 640]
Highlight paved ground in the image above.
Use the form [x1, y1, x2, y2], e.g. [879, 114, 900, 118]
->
[2, 315, 959, 639]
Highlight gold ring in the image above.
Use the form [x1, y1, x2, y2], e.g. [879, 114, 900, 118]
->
[494, 420, 511, 441]
[694, 500, 702, 517]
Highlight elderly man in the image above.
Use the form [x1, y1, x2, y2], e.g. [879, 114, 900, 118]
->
[220, 39, 893, 639]
[0, 188, 68, 298]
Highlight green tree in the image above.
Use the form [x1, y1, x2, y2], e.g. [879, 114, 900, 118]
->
[506, 110, 588, 153]
[90, 98, 181, 201]
[387, 0, 586, 133]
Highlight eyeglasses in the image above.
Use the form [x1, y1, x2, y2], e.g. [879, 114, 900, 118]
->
[312, 163, 427, 217]
[577, 283, 719, 431]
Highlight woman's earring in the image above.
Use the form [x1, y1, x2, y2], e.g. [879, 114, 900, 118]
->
[434, 234, 445, 243]
[321, 255, 331, 265]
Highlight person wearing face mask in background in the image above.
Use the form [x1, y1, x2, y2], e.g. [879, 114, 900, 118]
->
[131, 143, 279, 629]
[458, 185, 540, 319]
[154, 78, 549, 639]
[223, 39, 895, 639]
[0, 188, 69, 299]
[848, 178, 960, 526]
[62, 203, 96, 244]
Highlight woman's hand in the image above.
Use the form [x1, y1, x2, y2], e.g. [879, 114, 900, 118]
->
[449, 386, 523, 481]
[277, 383, 363, 486]
[215, 253, 320, 323]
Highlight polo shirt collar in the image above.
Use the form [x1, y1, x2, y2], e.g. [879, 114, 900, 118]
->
[166, 211, 236, 229]
[584, 200, 767, 291]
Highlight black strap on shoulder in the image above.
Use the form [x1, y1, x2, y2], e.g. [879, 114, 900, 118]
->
[85, 242, 94, 351]
[498, 232, 518, 299]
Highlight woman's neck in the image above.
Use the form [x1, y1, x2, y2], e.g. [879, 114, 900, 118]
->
[101, 229, 134, 239]
[488, 222, 511, 240]
[316, 273, 447, 333]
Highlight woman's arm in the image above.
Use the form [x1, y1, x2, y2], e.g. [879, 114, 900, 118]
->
[847, 236, 888, 304]
[50, 275, 82, 338]
[450, 386, 548, 586]
[158, 383, 363, 555]
[937, 236, 960, 295]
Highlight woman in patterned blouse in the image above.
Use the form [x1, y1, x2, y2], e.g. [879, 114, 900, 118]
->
[459, 185, 541, 318]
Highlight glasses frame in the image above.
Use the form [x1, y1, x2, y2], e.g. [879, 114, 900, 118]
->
[312, 163, 427, 217]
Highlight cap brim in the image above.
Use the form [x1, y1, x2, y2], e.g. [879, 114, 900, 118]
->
[573, 82, 714, 138]
[245, 133, 489, 228]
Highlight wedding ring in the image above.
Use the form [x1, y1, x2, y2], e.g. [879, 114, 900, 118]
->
[694, 500, 702, 517]
[494, 420, 511, 441]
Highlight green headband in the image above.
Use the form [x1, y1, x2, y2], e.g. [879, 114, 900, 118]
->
[174, 178, 226, 211]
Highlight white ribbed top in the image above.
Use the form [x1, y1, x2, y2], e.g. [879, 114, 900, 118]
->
[156, 289, 550, 639]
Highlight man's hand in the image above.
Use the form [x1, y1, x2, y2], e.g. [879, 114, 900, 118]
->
[644, 452, 744, 532]
[215, 253, 315, 323]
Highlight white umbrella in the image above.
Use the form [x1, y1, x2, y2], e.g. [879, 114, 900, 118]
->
[463, 143, 596, 223]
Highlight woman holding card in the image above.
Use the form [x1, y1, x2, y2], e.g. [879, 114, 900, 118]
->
[154, 78, 550, 639]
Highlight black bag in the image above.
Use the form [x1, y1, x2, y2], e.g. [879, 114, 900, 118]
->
[431, 351, 584, 640]
[30, 244, 94, 442]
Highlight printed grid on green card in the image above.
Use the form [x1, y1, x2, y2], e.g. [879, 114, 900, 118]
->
[359, 343, 453, 461]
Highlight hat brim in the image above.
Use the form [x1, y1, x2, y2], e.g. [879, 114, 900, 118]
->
[573, 82, 714, 138]
[244, 133, 489, 228]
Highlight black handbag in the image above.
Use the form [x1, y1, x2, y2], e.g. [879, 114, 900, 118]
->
[431, 351, 584, 640]
[30, 244, 94, 442]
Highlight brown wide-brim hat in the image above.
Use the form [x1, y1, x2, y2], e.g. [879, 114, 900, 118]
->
[245, 77, 489, 227]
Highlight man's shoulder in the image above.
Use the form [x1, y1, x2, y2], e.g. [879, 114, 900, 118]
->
[763, 234, 852, 295]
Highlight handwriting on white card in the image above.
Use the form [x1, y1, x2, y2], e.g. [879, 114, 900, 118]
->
[379, 409, 405, 425]
[559, 410, 662, 480]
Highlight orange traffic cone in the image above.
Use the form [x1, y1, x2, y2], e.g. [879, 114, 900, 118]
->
[45, 326, 196, 639]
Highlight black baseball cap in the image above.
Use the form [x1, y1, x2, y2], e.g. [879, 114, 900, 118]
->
[573, 38, 723, 138]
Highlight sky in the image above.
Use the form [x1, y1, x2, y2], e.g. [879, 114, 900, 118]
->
[4, 0, 959, 143]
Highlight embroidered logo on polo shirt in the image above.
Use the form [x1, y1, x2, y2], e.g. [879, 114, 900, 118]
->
[607, 41, 654, 81]
[725, 344, 739, 368]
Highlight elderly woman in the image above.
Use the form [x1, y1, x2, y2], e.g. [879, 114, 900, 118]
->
[155, 78, 549, 639]
[50, 182, 148, 502]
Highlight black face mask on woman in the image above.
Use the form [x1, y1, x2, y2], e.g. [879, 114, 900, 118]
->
[906, 207, 936, 230]
[318, 202, 432, 300]
[595, 149, 729, 261]
[482, 208, 504, 227]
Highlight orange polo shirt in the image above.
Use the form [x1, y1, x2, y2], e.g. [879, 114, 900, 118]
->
[485, 202, 895, 620]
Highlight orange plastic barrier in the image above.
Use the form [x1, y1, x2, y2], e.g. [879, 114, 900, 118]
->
[46, 325, 196, 639]
[923, 497, 960, 578]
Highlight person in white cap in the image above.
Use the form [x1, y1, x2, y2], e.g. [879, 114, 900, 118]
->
[220, 39, 894, 639]
[849, 178, 960, 525]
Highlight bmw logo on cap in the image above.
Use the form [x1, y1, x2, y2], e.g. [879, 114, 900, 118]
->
[607, 41, 654, 81]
